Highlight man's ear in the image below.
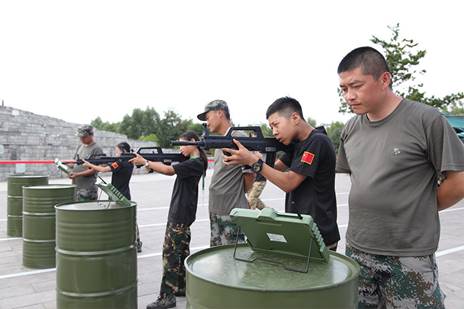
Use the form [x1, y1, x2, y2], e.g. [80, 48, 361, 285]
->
[380, 71, 392, 89]
[290, 112, 301, 124]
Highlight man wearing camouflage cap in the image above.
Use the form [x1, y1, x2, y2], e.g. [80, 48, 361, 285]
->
[197, 100, 255, 247]
[69, 125, 105, 201]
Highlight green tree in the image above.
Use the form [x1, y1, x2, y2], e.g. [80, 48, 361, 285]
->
[339, 23, 464, 113]
[154, 111, 196, 147]
[139, 133, 159, 144]
[119, 107, 160, 139]
[91, 108, 207, 146]
[326, 121, 345, 152]
[90, 117, 121, 133]
[307, 117, 317, 127]
[260, 123, 273, 137]
[187, 122, 206, 136]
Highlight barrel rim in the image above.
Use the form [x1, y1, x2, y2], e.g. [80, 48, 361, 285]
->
[8, 175, 48, 179]
[23, 184, 76, 190]
[185, 244, 360, 293]
[55, 200, 136, 211]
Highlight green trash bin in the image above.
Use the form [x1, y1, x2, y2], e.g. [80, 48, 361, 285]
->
[7, 175, 48, 237]
[22, 184, 75, 269]
[185, 208, 360, 309]
[55, 201, 137, 309]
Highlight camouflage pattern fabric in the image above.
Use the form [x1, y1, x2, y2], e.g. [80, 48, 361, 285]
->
[159, 223, 191, 297]
[346, 245, 445, 309]
[247, 181, 267, 210]
[75, 187, 98, 201]
[209, 213, 245, 247]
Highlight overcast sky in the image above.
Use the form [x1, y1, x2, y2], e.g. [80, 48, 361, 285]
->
[0, 0, 462, 127]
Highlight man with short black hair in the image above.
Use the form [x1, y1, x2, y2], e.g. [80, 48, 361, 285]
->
[223, 96, 340, 249]
[69, 125, 104, 201]
[337, 46, 464, 308]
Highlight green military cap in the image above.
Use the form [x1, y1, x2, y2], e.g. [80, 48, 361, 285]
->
[76, 125, 94, 137]
[197, 99, 229, 121]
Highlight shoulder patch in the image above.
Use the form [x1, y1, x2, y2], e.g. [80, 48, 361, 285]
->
[301, 151, 315, 165]
[111, 162, 120, 169]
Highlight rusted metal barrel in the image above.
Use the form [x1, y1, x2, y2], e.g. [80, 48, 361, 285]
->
[22, 185, 75, 269]
[7, 175, 48, 237]
[55, 201, 137, 309]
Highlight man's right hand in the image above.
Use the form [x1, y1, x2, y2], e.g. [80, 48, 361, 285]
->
[68, 172, 78, 180]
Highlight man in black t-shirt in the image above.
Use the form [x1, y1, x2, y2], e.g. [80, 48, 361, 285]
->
[223, 97, 340, 249]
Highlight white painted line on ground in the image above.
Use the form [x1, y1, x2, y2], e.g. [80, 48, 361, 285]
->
[437, 245, 464, 257]
[441, 207, 464, 214]
[0, 237, 21, 242]
[0, 245, 210, 280]
[0, 268, 56, 280]
[139, 219, 210, 229]
[1, 234, 463, 280]
[137, 197, 286, 212]
[138, 246, 209, 259]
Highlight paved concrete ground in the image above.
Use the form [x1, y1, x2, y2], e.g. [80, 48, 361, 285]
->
[0, 171, 463, 309]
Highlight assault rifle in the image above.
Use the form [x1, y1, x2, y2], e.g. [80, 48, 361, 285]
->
[59, 147, 187, 168]
[171, 126, 292, 167]
[56, 147, 187, 170]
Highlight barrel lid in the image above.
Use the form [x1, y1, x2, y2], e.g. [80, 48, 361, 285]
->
[9, 174, 48, 179]
[230, 208, 329, 265]
[186, 245, 359, 291]
[55, 201, 135, 211]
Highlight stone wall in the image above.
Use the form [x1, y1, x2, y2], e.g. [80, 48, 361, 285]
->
[0, 106, 154, 181]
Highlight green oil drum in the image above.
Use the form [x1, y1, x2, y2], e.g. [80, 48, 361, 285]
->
[22, 185, 76, 269]
[55, 201, 137, 309]
[7, 175, 48, 237]
[185, 208, 360, 309]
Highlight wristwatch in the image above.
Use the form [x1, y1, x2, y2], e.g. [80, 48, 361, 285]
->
[251, 159, 264, 173]
[144, 160, 150, 170]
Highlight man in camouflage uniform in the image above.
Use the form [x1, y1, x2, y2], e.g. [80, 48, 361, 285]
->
[69, 125, 104, 201]
[247, 173, 267, 210]
[337, 47, 464, 308]
[197, 100, 254, 247]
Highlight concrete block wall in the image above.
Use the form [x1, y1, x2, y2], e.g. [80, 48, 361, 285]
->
[0, 106, 154, 181]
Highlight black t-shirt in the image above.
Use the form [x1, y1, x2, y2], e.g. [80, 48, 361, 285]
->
[169, 157, 206, 226]
[280, 127, 340, 245]
[110, 160, 134, 200]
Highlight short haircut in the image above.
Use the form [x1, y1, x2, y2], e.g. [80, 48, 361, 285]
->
[266, 97, 304, 120]
[337, 46, 390, 80]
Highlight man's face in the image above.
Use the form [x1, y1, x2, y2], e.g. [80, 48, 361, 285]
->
[205, 110, 222, 133]
[80, 135, 93, 145]
[339, 67, 389, 115]
[267, 113, 297, 145]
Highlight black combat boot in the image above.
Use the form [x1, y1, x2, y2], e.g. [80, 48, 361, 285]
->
[146, 294, 176, 309]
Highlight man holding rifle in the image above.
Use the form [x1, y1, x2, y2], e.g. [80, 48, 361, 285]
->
[196, 100, 255, 247]
[69, 125, 104, 201]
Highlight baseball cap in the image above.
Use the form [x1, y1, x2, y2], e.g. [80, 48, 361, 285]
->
[197, 100, 229, 121]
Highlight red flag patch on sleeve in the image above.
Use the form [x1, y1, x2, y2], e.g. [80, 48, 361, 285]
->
[301, 151, 315, 165]
[111, 162, 120, 169]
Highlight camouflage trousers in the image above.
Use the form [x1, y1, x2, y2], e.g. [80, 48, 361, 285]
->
[346, 245, 445, 309]
[247, 181, 267, 210]
[159, 223, 191, 297]
[75, 187, 98, 201]
[209, 213, 245, 247]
